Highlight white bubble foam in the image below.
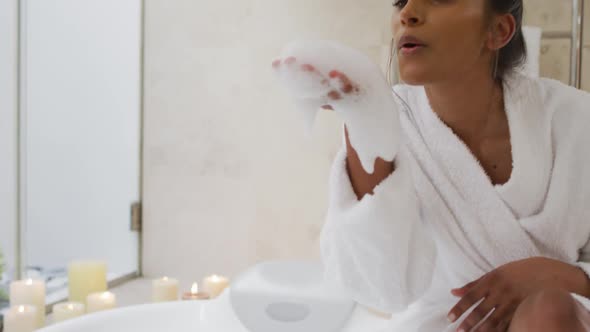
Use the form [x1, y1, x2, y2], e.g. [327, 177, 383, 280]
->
[273, 40, 401, 174]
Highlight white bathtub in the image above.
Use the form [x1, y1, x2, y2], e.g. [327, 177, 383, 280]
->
[38, 288, 391, 332]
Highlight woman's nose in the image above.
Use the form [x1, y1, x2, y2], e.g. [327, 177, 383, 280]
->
[404, 17, 420, 26]
[399, 2, 423, 27]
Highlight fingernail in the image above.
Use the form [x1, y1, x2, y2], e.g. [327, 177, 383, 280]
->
[301, 64, 315, 71]
[457, 329, 465, 332]
[328, 70, 341, 78]
[447, 313, 456, 322]
[327, 90, 342, 100]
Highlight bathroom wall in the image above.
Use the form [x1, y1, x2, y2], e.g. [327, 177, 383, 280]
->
[142, 0, 391, 282]
[523, 0, 589, 90]
[524, 0, 572, 84]
[0, 0, 18, 281]
[142, 0, 588, 282]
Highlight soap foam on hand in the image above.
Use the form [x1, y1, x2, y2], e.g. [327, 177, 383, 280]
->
[272, 40, 401, 174]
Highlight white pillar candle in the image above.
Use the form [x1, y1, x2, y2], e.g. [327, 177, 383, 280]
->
[68, 261, 107, 302]
[9, 278, 46, 326]
[52, 302, 85, 323]
[202, 275, 229, 298]
[4, 305, 39, 332]
[86, 292, 116, 313]
[152, 277, 179, 302]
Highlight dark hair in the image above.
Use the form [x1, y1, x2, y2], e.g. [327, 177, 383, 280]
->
[486, 0, 527, 78]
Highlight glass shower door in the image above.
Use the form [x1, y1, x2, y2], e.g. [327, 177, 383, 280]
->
[18, 0, 143, 301]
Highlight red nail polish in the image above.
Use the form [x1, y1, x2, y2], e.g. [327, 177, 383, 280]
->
[328, 91, 342, 100]
[329, 70, 341, 78]
[301, 64, 315, 72]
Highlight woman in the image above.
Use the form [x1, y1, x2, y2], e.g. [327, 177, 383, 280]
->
[272, 0, 590, 331]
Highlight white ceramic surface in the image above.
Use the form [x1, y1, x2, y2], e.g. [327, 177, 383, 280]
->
[229, 260, 355, 332]
[38, 288, 390, 332]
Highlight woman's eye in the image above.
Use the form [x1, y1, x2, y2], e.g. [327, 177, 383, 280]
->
[392, 0, 407, 9]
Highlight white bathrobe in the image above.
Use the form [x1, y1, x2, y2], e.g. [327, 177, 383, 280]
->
[319, 71, 590, 331]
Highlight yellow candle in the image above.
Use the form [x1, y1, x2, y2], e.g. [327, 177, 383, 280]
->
[86, 292, 116, 313]
[4, 305, 39, 332]
[202, 275, 229, 298]
[9, 278, 46, 327]
[68, 261, 107, 302]
[52, 302, 85, 323]
[152, 276, 179, 302]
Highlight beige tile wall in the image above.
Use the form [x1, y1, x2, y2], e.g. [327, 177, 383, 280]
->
[142, 0, 391, 281]
[523, 0, 589, 91]
[539, 38, 572, 84]
[524, 0, 572, 31]
[524, 0, 576, 87]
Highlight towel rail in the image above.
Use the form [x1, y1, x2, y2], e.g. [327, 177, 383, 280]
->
[571, 0, 585, 87]
[539, 0, 584, 87]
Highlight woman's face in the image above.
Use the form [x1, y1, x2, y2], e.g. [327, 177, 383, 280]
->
[391, 0, 493, 85]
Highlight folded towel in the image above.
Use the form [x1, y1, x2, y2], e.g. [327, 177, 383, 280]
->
[521, 26, 543, 77]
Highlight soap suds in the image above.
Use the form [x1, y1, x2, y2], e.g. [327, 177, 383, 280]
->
[273, 40, 402, 174]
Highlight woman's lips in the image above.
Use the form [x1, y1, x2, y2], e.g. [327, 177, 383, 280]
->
[398, 35, 427, 56]
[400, 44, 426, 55]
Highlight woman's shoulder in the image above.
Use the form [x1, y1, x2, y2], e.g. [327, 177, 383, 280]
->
[530, 74, 590, 121]
[508, 72, 590, 133]
[521, 73, 590, 154]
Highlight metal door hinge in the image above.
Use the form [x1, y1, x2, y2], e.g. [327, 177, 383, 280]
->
[131, 201, 142, 232]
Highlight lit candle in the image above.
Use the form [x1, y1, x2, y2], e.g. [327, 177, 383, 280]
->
[152, 277, 179, 302]
[86, 292, 116, 313]
[4, 305, 39, 332]
[68, 261, 107, 302]
[9, 278, 46, 326]
[52, 302, 85, 323]
[182, 282, 210, 300]
[202, 275, 229, 298]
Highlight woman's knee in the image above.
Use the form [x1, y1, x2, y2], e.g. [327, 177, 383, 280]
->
[509, 288, 583, 332]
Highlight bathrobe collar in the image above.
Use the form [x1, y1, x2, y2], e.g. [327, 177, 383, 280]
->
[400, 72, 548, 268]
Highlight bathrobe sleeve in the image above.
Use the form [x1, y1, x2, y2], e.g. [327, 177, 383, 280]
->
[319, 129, 437, 314]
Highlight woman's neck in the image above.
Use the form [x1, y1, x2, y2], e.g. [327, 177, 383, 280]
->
[424, 69, 504, 144]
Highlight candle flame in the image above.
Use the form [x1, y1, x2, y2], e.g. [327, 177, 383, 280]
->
[67, 304, 75, 310]
[162, 276, 168, 281]
[25, 279, 33, 285]
[101, 292, 111, 299]
[191, 283, 199, 294]
[18, 306, 25, 313]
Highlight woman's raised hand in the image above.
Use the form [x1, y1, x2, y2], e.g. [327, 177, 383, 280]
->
[272, 40, 402, 174]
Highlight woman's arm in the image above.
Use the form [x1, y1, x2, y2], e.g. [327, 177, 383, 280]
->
[320, 127, 436, 314]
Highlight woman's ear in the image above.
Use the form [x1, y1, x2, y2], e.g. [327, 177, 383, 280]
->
[487, 13, 516, 51]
